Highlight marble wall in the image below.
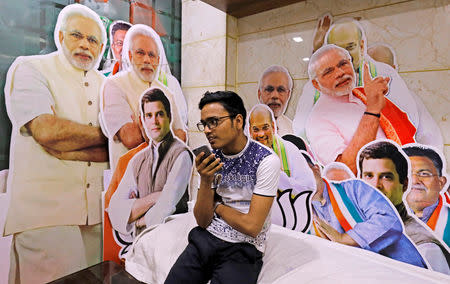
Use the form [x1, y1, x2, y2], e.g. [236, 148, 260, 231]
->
[234, 0, 450, 167]
[181, 0, 238, 197]
[182, 0, 450, 184]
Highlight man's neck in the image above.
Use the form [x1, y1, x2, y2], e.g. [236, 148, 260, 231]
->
[324, 91, 351, 99]
[409, 203, 424, 218]
[222, 133, 248, 155]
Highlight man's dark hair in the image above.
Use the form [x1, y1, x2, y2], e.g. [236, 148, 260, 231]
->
[282, 134, 307, 152]
[403, 145, 443, 176]
[199, 91, 247, 124]
[359, 141, 408, 185]
[111, 22, 131, 37]
[141, 88, 171, 120]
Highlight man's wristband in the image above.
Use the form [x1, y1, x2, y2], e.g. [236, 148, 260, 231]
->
[364, 111, 381, 118]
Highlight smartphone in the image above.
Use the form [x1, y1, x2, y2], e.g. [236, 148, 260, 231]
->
[192, 145, 214, 166]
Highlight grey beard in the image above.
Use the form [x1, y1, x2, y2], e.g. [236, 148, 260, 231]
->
[62, 44, 95, 71]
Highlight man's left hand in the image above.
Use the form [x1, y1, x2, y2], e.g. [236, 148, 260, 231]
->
[314, 217, 343, 243]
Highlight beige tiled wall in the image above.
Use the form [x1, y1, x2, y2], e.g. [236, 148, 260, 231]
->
[182, 0, 449, 177]
[181, 1, 237, 198]
[234, 0, 450, 168]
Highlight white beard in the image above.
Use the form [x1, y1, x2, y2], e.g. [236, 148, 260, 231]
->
[62, 43, 95, 71]
[320, 73, 356, 97]
[132, 64, 156, 83]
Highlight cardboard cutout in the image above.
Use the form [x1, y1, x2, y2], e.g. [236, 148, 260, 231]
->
[103, 87, 193, 264]
[356, 139, 450, 274]
[293, 18, 443, 157]
[248, 104, 315, 232]
[310, 150, 429, 269]
[257, 65, 294, 136]
[3, 4, 108, 283]
[100, 23, 187, 170]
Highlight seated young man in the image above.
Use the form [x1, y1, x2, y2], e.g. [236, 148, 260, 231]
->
[165, 91, 280, 284]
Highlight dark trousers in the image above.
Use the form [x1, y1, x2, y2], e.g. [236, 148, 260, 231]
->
[165, 226, 263, 284]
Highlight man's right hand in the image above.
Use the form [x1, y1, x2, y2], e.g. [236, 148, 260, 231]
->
[363, 63, 390, 114]
[195, 152, 223, 184]
[313, 14, 332, 53]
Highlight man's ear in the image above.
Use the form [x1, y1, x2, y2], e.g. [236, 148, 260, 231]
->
[59, 31, 64, 45]
[257, 89, 262, 103]
[235, 114, 244, 130]
[402, 177, 409, 193]
[360, 39, 365, 55]
[311, 79, 321, 91]
[128, 50, 133, 62]
[439, 176, 447, 192]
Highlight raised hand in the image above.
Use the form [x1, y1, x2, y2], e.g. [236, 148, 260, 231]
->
[313, 14, 333, 52]
[309, 163, 325, 202]
[363, 63, 390, 114]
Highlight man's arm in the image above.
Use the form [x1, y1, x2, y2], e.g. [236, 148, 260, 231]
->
[314, 217, 359, 246]
[26, 113, 107, 152]
[335, 114, 380, 173]
[215, 154, 280, 238]
[117, 121, 145, 149]
[336, 64, 390, 173]
[312, 14, 332, 53]
[128, 191, 162, 223]
[345, 180, 403, 252]
[143, 151, 193, 227]
[215, 195, 274, 238]
[108, 153, 142, 234]
[311, 167, 359, 246]
[193, 153, 223, 228]
[43, 145, 108, 162]
[173, 128, 187, 143]
[129, 149, 193, 224]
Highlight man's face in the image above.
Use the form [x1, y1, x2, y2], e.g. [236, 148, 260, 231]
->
[328, 23, 364, 70]
[112, 29, 127, 62]
[249, 109, 275, 148]
[407, 156, 447, 212]
[59, 15, 103, 71]
[143, 101, 170, 143]
[258, 72, 291, 118]
[311, 49, 355, 97]
[361, 158, 406, 206]
[200, 102, 239, 151]
[129, 34, 160, 82]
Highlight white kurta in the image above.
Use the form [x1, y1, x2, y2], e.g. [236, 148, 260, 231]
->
[275, 114, 294, 136]
[4, 51, 107, 234]
[294, 58, 443, 152]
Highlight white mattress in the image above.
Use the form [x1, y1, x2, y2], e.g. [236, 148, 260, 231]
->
[125, 213, 450, 284]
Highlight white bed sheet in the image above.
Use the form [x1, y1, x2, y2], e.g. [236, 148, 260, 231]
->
[125, 213, 450, 284]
